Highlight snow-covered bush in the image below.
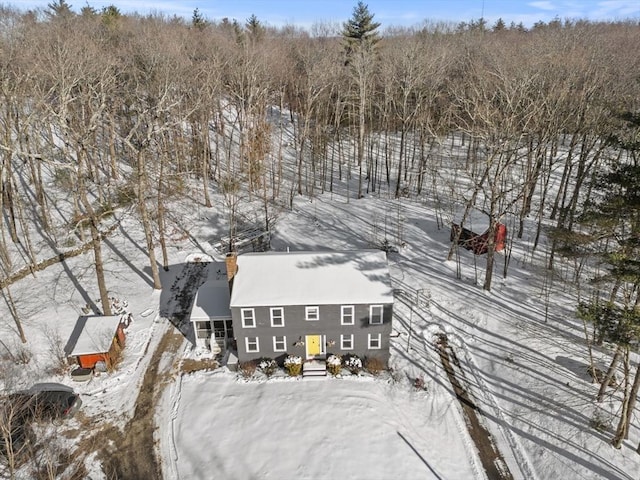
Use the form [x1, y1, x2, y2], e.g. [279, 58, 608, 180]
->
[343, 354, 362, 374]
[326, 354, 342, 376]
[284, 355, 302, 376]
[258, 358, 278, 377]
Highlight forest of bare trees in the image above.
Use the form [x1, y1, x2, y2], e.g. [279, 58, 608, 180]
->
[0, 1, 639, 451]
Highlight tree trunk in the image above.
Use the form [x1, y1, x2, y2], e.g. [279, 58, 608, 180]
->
[88, 219, 112, 316]
[597, 344, 622, 402]
[623, 362, 640, 441]
[612, 347, 631, 449]
[157, 156, 169, 272]
[137, 152, 162, 289]
[77, 149, 112, 317]
[483, 219, 497, 291]
[1, 285, 26, 343]
[201, 115, 213, 208]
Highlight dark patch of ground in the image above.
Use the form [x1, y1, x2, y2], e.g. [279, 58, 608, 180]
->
[99, 329, 184, 479]
[436, 334, 514, 480]
[180, 357, 218, 374]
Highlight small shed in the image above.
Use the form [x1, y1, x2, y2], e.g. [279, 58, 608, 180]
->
[451, 210, 507, 255]
[65, 315, 126, 370]
[190, 278, 233, 354]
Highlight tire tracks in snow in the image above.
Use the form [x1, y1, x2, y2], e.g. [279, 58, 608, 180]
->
[96, 261, 210, 479]
[418, 327, 488, 480]
[394, 288, 486, 480]
[166, 368, 184, 480]
[426, 316, 539, 480]
[456, 337, 539, 480]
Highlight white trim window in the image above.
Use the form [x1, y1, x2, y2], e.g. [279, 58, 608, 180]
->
[270, 307, 285, 327]
[246, 337, 259, 353]
[340, 334, 354, 350]
[368, 333, 382, 350]
[241, 308, 256, 328]
[273, 335, 287, 352]
[195, 321, 212, 339]
[369, 305, 383, 325]
[305, 306, 319, 321]
[341, 305, 355, 325]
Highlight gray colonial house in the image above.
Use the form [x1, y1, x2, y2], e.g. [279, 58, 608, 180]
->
[228, 250, 394, 365]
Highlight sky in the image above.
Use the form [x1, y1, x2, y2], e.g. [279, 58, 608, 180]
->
[8, 0, 640, 29]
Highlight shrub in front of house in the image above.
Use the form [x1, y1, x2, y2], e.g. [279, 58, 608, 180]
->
[284, 355, 302, 376]
[364, 357, 385, 376]
[343, 354, 362, 375]
[239, 361, 257, 379]
[258, 358, 278, 377]
[326, 354, 342, 376]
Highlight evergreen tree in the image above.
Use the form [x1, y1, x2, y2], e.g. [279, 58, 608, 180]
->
[192, 8, 207, 30]
[574, 111, 640, 447]
[80, 4, 97, 17]
[493, 18, 506, 32]
[46, 0, 74, 20]
[246, 14, 264, 42]
[101, 5, 121, 28]
[101, 5, 121, 20]
[581, 165, 640, 287]
[342, 1, 380, 56]
[509, 21, 527, 32]
[342, 2, 380, 199]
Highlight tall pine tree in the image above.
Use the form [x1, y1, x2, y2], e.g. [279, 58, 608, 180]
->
[192, 8, 207, 30]
[342, 2, 380, 199]
[342, 1, 380, 54]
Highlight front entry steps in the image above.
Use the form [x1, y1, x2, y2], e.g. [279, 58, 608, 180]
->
[303, 360, 327, 379]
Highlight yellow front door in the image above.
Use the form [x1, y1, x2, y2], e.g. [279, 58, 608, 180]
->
[306, 335, 321, 357]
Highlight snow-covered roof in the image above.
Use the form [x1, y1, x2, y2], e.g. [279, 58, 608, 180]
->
[190, 279, 232, 321]
[65, 315, 122, 356]
[453, 209, 496, 233]
[229, 250, 393, 308]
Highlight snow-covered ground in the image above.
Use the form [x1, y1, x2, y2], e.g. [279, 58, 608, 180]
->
[162, 374, 477, 480]
[2, 187, 639, 479]
[156, 193, 638, 480]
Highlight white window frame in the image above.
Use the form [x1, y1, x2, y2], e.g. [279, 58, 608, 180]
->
[273, 335, 287, 352]
[368, 333, 382, 350]
[241, 308, 256, 328]
[340, 334, 354, 350]
[369, 305, 383, 325]
[341, 305, 355, 325]
[305, 306, 319, 321]
[270, 307, 285, 327]
[245, 337, 259, 353]
[195, 321, 212, 339]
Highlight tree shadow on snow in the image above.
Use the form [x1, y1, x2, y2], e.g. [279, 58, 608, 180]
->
[155, 260, 216, 342]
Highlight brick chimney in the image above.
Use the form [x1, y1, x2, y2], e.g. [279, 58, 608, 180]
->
[225, 253, 238, 292]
